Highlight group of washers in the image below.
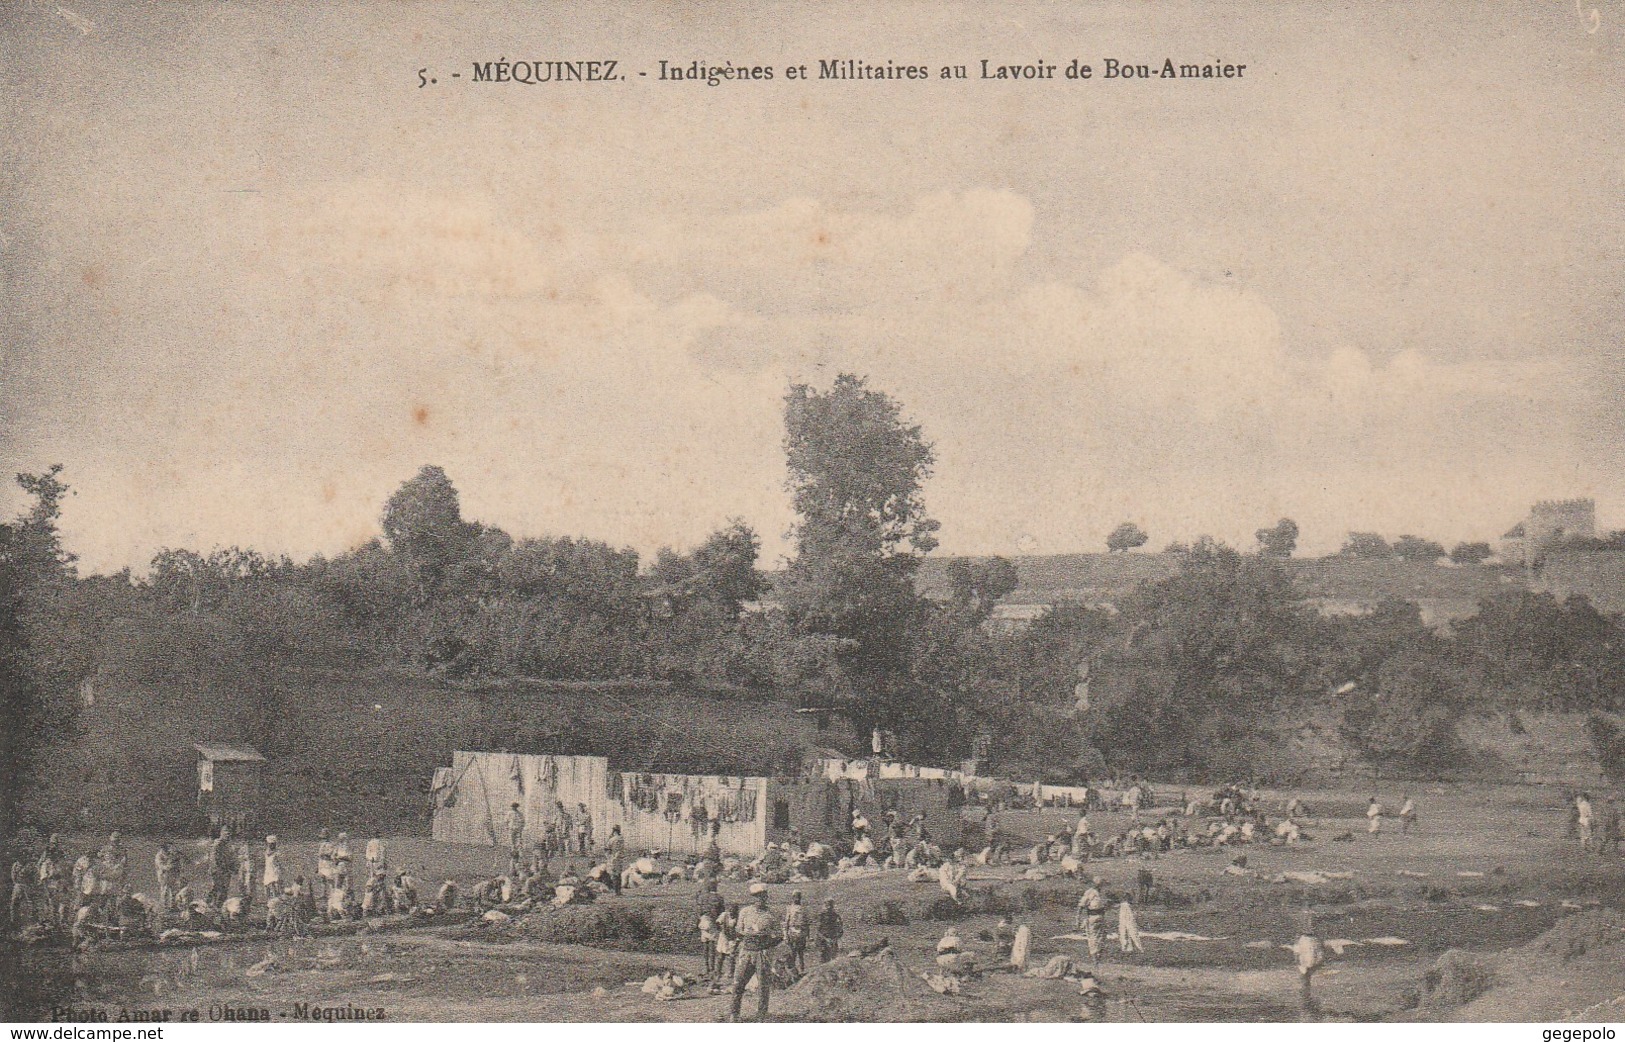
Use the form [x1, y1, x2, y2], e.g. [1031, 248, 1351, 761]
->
[203, 826, 424, 929]
[933, 904, 1112, 1020]
[692, 879, 845, 1022]
[502, 800, 596, 867]
[10, 832, 137, 944]
[504, 801, 627, 898]
[1363, 795, 1419, 836]
[12, 824, 451, 947]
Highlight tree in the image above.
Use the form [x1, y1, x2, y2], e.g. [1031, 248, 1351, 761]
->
[1339, 650, 1464, 771]
[778, 373, 941, 747]
[945, 556, 1019, 626]
[1106, 522, 1149, 553]
[8, 464, 76, 580]
[1319, 598, 1438, 696]
[148, 545, 277, 616]
[1082, 538, 1320, 780]
[1392, 535, 1447, 563]
[970, 600, 1118, 780]
[1340, 532, 1394, 560]
[1449, 541, 1494, 565]
[380, 465, 479, 603]
[1, 467, 83, 835]
[1254, 518, 1299, 559]
[1452, 591, 1625, 712]
[689, 520, 767, 617]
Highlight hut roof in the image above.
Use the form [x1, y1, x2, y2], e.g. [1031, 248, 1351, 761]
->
[194, 743, 265, 763]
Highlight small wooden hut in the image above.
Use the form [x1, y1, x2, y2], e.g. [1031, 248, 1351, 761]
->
[194, 743, 265, 836]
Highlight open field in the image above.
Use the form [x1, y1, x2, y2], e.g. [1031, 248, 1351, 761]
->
[9, 781, 1622, 1022]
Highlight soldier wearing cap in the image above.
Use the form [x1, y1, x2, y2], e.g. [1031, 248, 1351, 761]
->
[729, 881, 782, 1022]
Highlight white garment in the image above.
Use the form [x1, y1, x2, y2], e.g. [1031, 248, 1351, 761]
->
[1292, 934, 1324, 975]
[1118, 901, 1142, 952]
[1011, 924, 1031, 970]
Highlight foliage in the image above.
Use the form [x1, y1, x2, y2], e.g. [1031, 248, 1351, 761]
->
[1341, 531, 1394, 560]
[1450, 591, 1625, 712]
[1587, 714, 1625, 782]
[961, 601, 1116, 780]
[776, 373, 941, 747]
[1080, 539, 1320, 779]
[1338, 648, 1465, 771]
[1392, 534, 1447, 563]
[943, 556, 1019, 626]
[1449, 541, 1494, 565]
[1106, 522, 1149, 553]
[380, 464, 481, 604]
[1254, 518, 1299, 558]
[0, 467, 86, 833]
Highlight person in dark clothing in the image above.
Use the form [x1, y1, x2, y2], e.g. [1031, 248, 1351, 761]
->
[208, 826, 236, 908]
[815, 898, 844, 963]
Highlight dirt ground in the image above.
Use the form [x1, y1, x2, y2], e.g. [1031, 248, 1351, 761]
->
[9, 781, 1622, 1023]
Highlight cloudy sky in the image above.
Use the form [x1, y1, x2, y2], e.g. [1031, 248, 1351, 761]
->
[3, 1, 1622, 574]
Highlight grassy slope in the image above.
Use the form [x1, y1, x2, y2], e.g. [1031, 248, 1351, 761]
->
[25, 666, 846, 837]
[914, 553, 1518, 610]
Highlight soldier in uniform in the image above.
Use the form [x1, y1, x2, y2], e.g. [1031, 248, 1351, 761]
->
[728, 882, 783, 1022]
[782, 890, 809, 976]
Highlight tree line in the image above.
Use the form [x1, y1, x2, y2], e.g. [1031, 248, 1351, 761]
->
[6, 375, 1625, 833]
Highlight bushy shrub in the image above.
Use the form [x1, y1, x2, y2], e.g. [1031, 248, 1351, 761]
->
[1585, 713, 1625, 781]
[1420, 949, 1497, 1009]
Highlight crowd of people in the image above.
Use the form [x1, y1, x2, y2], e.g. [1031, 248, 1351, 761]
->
[14, 777, 1619, 1027]
[6, 825, 459, 947]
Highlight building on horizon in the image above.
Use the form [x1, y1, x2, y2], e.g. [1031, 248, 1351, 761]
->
[1499, 499, 1597, 564]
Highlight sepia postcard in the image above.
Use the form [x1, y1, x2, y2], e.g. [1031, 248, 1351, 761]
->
[3, 0, 1623, 1029]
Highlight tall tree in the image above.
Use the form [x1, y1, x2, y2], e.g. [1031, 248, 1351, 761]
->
[0, 467, 82, 835]
[689, 519, 767, 616]
[9, 464, 76, 580]
[778, 374, 941, 744]
[380, 465, 479, 603]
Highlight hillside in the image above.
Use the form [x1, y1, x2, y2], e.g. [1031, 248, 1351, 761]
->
[915, 553, 1524, 624]
[1535, 549, 1625, 616]
[24, 665, 848, 839]
[916, 552, 1179, 605]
